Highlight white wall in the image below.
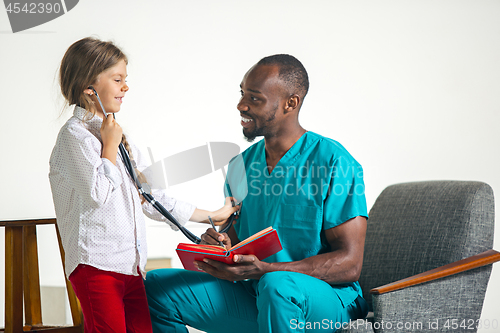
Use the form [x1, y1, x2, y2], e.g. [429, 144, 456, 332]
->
[1, 0, 499, 330]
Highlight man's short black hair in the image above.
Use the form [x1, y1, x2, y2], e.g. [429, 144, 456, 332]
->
[257, 54, 309, 100]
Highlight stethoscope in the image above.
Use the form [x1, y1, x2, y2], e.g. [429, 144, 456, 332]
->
[88, 86, 236, 243]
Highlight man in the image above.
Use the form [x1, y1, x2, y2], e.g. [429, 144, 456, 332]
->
[145, 55, 369, 332]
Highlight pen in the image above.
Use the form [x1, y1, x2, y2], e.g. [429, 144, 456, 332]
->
[208, 216, 225, 248]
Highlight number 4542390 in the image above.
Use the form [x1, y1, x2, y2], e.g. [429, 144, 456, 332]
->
[5, 2, 62, 14]
[444, 319, 498, 330]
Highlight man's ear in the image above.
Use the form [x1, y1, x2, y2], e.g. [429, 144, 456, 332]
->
[284, 94, 300, 113]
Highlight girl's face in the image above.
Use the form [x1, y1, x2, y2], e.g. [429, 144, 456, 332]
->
[91, 59, 128, 117]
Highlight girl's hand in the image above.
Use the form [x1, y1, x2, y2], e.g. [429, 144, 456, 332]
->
[101, 114, 122, 147]
[100, 115, 122, 165]
[209, 197, 240, 225]
[189, 197, 240, 225]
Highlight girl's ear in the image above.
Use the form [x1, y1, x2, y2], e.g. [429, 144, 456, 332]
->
[83, 88, 94, 96]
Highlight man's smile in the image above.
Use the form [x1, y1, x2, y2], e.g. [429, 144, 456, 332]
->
[241, 116, 253, 128]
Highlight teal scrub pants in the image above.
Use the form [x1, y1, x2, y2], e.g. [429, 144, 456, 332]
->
[144, 269, 368, 333]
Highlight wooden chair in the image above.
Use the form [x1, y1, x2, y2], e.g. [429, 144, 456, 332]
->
[1, 218, 83, 333]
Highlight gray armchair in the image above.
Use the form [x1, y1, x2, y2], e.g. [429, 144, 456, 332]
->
[340, 181, 500, 333]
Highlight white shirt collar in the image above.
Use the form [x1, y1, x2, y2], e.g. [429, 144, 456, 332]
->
[73, 105, 102, 138]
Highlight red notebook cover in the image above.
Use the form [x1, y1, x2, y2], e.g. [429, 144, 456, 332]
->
[176, 227, 282, 271]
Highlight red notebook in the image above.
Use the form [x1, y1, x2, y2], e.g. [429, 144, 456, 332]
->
[176, 226, 282, 271]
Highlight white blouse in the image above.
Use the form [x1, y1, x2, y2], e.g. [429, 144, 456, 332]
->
[49, 106, 195, 278]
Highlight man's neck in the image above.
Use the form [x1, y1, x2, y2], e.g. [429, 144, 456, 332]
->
[264, 126, 307, 172]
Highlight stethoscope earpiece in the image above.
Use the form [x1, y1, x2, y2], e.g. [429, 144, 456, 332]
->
[86, 86, 96, 96]
[87, 86, 110, 118]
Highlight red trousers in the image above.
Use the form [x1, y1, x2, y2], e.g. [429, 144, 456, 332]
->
[69, 264, 153, 333]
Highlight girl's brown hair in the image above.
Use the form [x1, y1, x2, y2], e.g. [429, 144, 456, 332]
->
[59, 36, 128, 119]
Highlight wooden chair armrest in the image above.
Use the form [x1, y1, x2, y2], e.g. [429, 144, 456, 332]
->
[370, 249, 500, 295]
[0, 218, 57, 227]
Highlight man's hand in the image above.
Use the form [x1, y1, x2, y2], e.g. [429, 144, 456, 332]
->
[194, 254, 269, 281]
[200, 228, 232, 249]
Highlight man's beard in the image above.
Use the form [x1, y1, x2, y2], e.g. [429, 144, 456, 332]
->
[242, 105, 277, 142]
[243, 128, 259, 142]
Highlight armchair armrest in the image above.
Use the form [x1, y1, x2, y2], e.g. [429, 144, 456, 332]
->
[370, 249, 500, 295]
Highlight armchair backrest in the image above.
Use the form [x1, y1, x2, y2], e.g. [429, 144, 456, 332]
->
[359, 181, 495, 310]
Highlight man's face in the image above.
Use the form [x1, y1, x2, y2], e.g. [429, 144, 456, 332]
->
[237, 64, 285, 142]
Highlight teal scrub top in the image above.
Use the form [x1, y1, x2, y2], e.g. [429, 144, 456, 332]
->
[225, 131, 368, 306]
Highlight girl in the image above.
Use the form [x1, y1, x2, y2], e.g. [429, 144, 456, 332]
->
[49, 37, 237, 333]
